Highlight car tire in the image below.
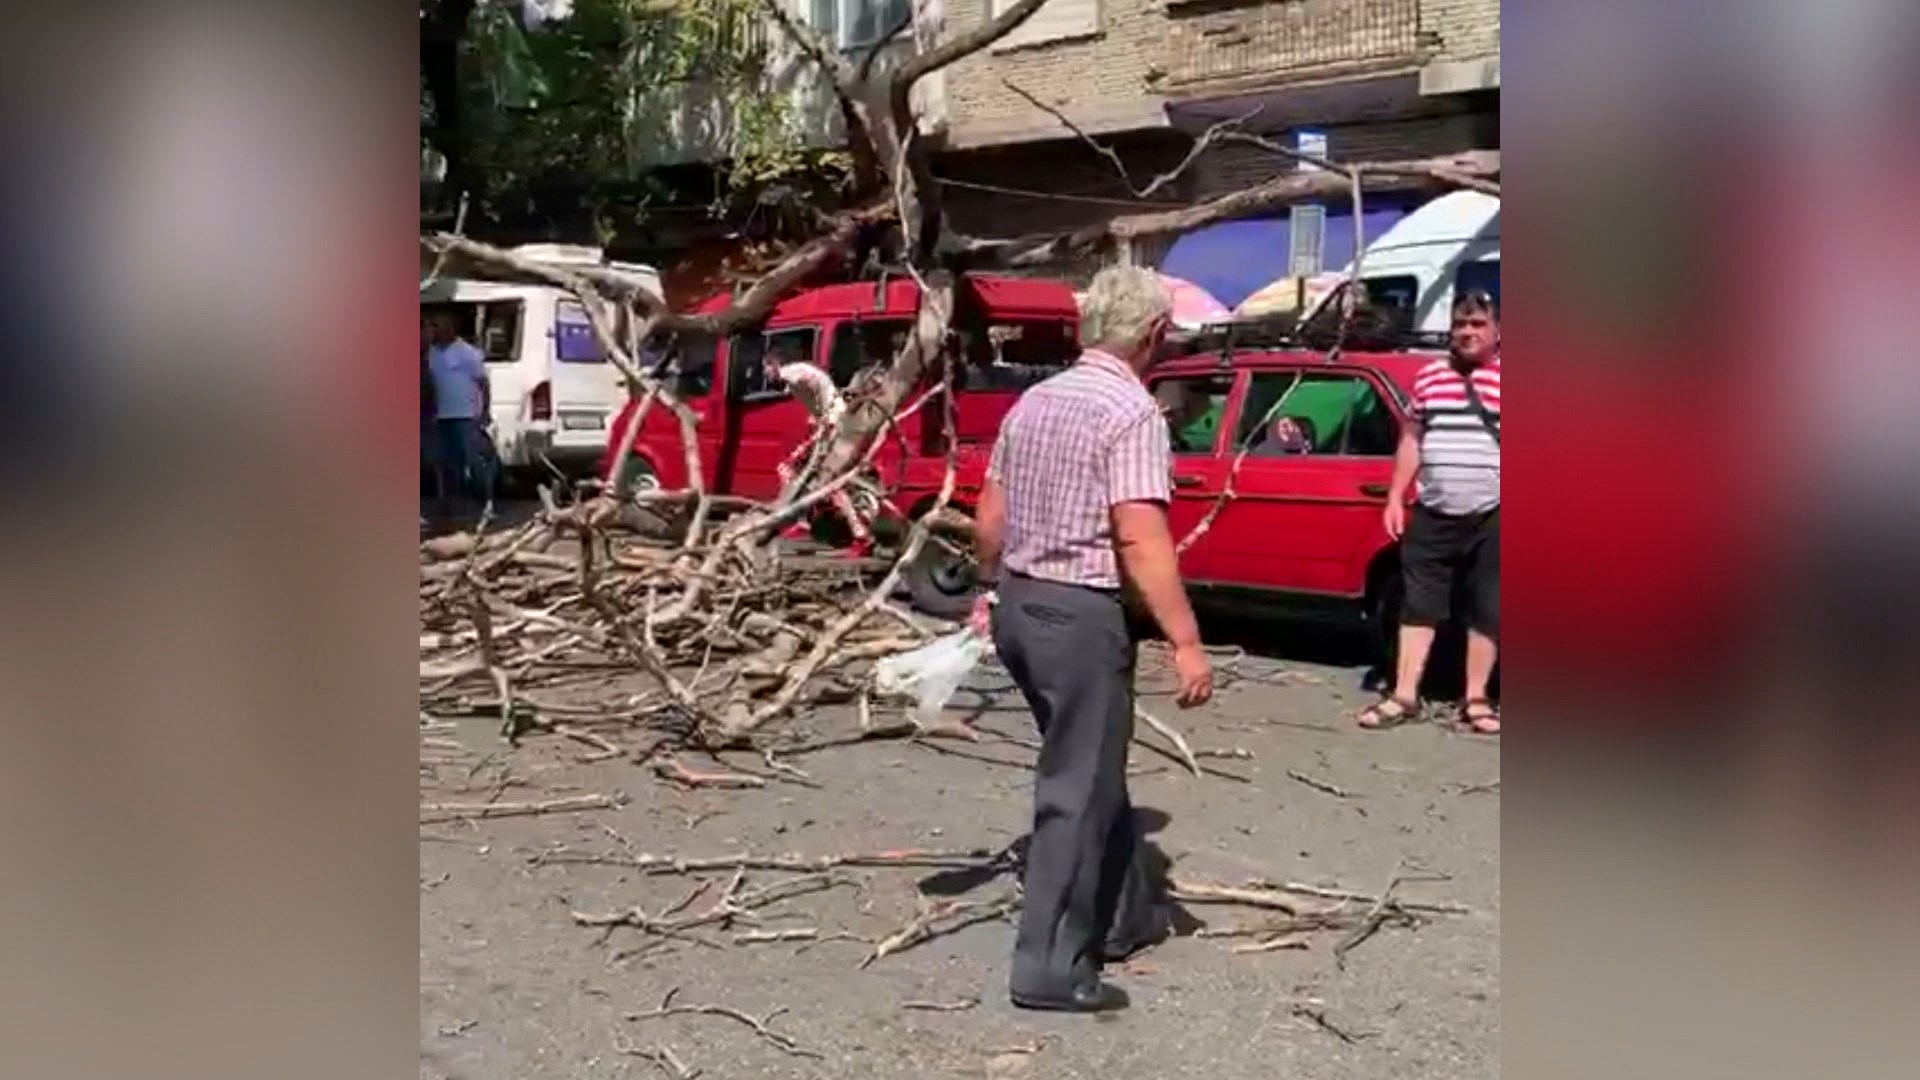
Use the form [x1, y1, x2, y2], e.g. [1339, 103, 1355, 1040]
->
[904, 539, 979, 619]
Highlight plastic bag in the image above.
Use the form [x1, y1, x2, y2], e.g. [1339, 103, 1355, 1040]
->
[872, 630, 986, 725]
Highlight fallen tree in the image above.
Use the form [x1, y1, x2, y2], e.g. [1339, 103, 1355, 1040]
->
[419, 0, 1499, 752]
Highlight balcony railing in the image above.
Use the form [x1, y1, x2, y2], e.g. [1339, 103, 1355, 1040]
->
[1162, 0, 1422, 90]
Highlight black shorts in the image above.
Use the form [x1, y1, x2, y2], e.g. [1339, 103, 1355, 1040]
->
[1400, 504, 1499, 639]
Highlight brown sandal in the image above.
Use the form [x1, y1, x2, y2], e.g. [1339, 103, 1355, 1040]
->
[1458, 698, 1500, 735]
[1358, 695, 1419, 730]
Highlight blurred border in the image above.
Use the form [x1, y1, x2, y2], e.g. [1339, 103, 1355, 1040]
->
[1508, 2, 1920, 1078]
[0, 4, 419, 1079]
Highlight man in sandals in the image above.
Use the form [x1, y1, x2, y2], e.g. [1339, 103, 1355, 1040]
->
[1360, 289, 1501, 734]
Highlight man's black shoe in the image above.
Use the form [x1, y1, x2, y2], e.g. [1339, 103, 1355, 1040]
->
[1010, 981, 1130, 1014]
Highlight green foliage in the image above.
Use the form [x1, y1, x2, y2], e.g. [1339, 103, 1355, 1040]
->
[426, 0, 847, 226]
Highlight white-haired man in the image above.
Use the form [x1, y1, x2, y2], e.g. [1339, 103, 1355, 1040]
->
[970, 266, 1214, 1014]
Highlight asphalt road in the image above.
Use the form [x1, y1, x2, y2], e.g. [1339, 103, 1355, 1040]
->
[420, 641, 1500, 1080]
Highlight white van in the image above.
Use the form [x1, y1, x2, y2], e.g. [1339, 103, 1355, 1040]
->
[1311, 190, 1500, 336]
[421, 244, 662, 479]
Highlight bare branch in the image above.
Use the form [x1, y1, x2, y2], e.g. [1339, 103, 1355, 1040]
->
[423, 204, 890, 338]
[1117, 149, 1497, 238]
[626, 987, 822, 1060]
[898, 0, 1050, 87]
[1002, 79, 1261, 200]
[952, 150, 1499, 268]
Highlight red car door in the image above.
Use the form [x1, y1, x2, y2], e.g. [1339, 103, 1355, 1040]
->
[716, 324, 820, 500]
[1204, 368, 1400, 597]
[1146, 369, 1239, 582]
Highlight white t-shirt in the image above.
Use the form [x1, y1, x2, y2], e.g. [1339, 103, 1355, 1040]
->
[428, 340, 489, 420]
[775, 362, 844, 426]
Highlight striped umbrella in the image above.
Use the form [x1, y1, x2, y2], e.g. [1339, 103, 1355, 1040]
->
[1235, 273, 1345, 319]
[1154, 272, 1232, 329]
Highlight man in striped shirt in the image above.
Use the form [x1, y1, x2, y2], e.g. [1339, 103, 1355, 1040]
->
[971, 266, 1213, 1014]
[1360, 289, 1501, 733]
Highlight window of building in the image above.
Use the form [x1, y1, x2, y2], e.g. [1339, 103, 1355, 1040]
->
[812, 0, 912, 49]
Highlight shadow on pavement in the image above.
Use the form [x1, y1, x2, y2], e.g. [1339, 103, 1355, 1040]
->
[916, 806, 1206, 939]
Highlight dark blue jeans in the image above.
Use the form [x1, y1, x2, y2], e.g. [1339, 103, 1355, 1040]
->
[433, 417, 495, 513]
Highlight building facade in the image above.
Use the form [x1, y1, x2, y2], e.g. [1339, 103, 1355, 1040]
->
[625, 1, 1499, 305]
[935, 0, 1500, 299]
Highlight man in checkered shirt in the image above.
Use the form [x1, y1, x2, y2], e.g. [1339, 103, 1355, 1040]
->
[970, 266, 1214, 1014]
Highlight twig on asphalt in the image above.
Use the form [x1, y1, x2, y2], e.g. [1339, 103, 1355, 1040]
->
[532, 845, 1002, 876]
[575, 872, 850, 956]
[613, 1037, 701, 1080]
[1250, 879, 1472, 915]
[1168, 876, 1310, 914]
[1231, 932, 1310, 955]
[418, 793, 623, 824]
[1333, 859, 1450, 970]
[862, 890, 1021, 968]
[652, 755, 768, 790]
[1292, 1004, 1377, 1045]
[732, 927, 819, 945]
[554, 724, 624, 762]
[625, 987, 823, 1060]
[1287, 770, 1360, 800]
[901, 996, 980, 1012]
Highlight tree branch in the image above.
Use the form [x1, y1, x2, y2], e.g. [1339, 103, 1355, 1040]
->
[1109, 151, 1497, 240]
[1002, 79, 1262, 201]
[898, 0, 1050, 87]
[950, 150, 1500, 268]
[422, 200, 894, 336]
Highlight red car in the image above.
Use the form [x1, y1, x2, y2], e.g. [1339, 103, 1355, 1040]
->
[894, 334, 1439, 655]
[598, 274, 1081, 511]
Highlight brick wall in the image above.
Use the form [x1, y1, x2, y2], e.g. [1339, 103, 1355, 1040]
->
[1162, 0, 1421, 90]
[1420, 0, 1499, 62]
[943, 0, 1168, 147]
[940, 1, 1500, 145]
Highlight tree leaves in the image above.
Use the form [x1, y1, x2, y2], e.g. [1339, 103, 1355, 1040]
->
[426, 0, 827, 228]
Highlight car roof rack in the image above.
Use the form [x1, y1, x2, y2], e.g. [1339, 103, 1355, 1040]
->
[1156, 315, 1448, 364]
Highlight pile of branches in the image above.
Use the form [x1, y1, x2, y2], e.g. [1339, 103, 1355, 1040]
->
[419, 390, 962, 759]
